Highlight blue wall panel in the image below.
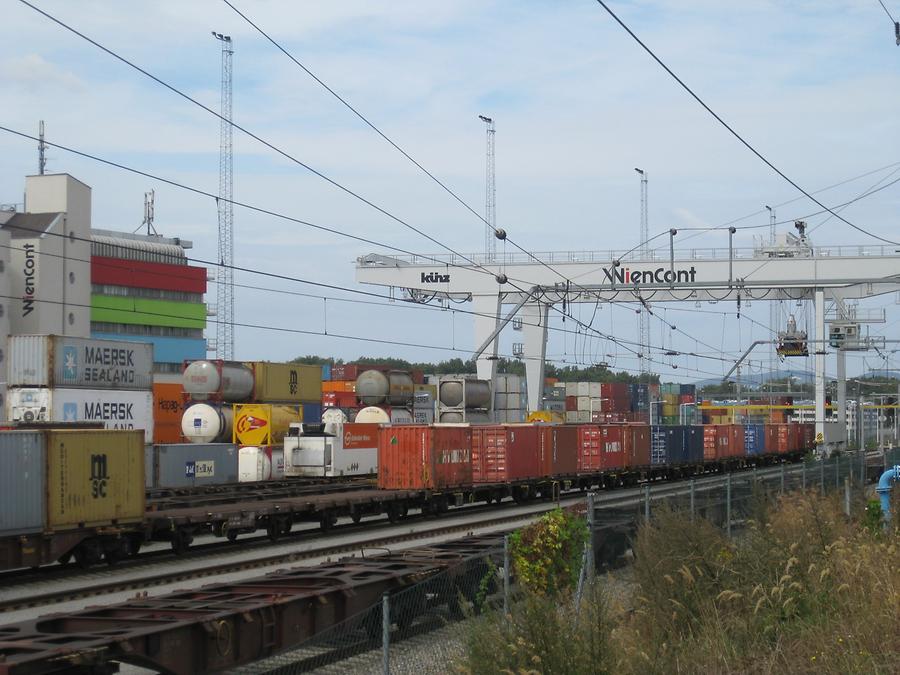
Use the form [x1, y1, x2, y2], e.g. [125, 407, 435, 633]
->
[91, 332, 206, 364]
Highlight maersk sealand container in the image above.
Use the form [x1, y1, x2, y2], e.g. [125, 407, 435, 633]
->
[8, 335, 153, 390]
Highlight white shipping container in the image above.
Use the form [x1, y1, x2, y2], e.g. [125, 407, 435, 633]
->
[8, 388, 154, 444]
[565, 410, 579, 423]
[589, 382, 602, 398]
[8, 335, 154, 390]
[577, 410, 591, 423]
[565, 382, 578, 397]
[577, 396, 591, 411]
[284, 425, 377, 478]
[576, 382, 590, 397]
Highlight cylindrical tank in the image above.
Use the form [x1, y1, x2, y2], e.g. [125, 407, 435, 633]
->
[181, 403, 234, 443]
[355, 370, 389, 405]
[437, 410, 491, 424]
[389, 408, 413, 424]
[183, 361, 254, 402]
[321, 407, 348, 435]
[439, 378, 491, 408]
[355, 370, 415, 406]
[354, 406, 391, 424]
[233, 404, 303, 445]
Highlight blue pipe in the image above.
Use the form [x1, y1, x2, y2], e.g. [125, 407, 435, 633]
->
[875, 465, 900, 525]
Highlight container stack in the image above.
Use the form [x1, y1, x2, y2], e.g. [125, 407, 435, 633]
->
[437, 375, 491, 423]
[659, 383, 681, 424]
[7, 335, 155, 443]
[322, 363, 359, 415]
[493, 373, 526, 423]
[541, 380, 567, 416]
[322, 364, 424, 423]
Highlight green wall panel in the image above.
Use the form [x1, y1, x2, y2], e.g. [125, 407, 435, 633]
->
[91, 295, 206, 329]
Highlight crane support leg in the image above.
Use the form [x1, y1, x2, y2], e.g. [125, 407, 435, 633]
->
[522, 301, 549, 412]
[473, 294, 502, 383]
[836, 349, 847, 447]
[815, 289, 826, 448]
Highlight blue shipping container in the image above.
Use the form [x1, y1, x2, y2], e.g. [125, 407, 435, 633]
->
[321, 364, 332, 381]
[744, 424, 766, 456]
[682, 426, 705, 464]
[303, 402, 323, 424]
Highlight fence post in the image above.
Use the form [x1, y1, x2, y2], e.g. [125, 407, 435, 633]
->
[802, 460, 806, 489]
[726, 473, 732, 538]
[586, 492, 595, 576]
[820, 458, 825, 494]
[689, 478, 695, 521]
[780, 463, 785, 495]
[835, 454, 840, 490]
[844, 476, 851, 517]
[382, 592, 390, 675]
[643, 484, 651, 522]
[503, 534, 510, 617]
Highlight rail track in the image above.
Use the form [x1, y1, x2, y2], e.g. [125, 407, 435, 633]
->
[0, 463, 803, 616]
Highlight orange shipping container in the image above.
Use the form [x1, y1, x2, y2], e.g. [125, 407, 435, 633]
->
[322, 380, 356, 393]
[378, 425, 472, 490]
[153, 382, 184, 444]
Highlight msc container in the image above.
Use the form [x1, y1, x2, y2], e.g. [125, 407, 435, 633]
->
[377, 425, 472, 490]
[250, 361, 322, 404]
[471, 425, 541, 483]
[47, 430, 145, 529]
[7, 388, 154, 444]
[153, 443, 238, 488]
[183, 360, 255, 402]
[8, 335, 154, 390]
[744, 424, 766, 456]
[0, 431, 47, 535]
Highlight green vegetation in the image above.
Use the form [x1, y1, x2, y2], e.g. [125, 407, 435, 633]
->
[509, 508, 588, 595]
[291, 354, 656, 383]
[458, 492, 900, 674]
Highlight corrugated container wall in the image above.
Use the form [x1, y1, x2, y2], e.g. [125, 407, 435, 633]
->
[8, 335, 154, 390]
[153, 382, 184, 444]
[471, 425, 541, 483]
[46, 430, 145, 529]
[248, 362, 322, 403]
[377, 425, 471, 490]
[153, 443, 238, 488]
[0, 431, 46, 536]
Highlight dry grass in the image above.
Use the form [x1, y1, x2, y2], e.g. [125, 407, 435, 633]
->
[457, 491, 900, 675]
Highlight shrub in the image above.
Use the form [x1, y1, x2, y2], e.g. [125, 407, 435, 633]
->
[508, 507, 588, 595]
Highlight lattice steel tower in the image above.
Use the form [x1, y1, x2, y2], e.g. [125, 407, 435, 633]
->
[478, 115, 496, 261]
[635, 168, 650, 372]
[213, 32, 234, 360]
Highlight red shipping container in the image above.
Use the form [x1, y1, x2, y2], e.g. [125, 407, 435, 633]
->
[322, 391, 358, 408]
[766, 424, 789, 454]
[471, 425, 541, 483]
[801, 423, 815, 450]
[565, 396, 578, 412]
[714, 424, 745, 459]
[679, 394, 695, 404]
[577, 424, 626, 472]
[377, 425, 472, 490]
[703, 426, 718, 460]
[548, 425, 579, 476]
[626, 424, 651, 468]
[331, 364, 360, 381]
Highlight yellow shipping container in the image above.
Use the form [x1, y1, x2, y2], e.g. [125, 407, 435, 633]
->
[47, 430, 145, 529]
[233, 403, 302, 445]
[247, 362, 322, 403]
[414, 383, 437, 397]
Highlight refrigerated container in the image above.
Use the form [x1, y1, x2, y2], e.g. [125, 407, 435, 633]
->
[7, 387, 154, 444]
[286, 423, 379, 478]
[238, 446, 285, 482]
[8, 335, 153, 390]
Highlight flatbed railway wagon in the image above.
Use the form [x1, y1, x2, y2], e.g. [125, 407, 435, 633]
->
[0, 429, 145, 569]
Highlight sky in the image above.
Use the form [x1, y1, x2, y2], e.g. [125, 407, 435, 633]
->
[2, 0, 899, 385]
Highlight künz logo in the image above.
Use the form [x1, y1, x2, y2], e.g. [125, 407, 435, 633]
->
[420, 272, 450, 284]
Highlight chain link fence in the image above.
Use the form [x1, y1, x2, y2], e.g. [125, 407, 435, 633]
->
[233, 450, 898, 674]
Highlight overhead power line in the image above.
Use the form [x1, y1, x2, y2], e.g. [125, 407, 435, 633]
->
[592, 0, 900, 246]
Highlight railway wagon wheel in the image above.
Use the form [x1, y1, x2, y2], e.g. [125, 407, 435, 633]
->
[171, 528, 194, 555]
[73, 539, 103, 569]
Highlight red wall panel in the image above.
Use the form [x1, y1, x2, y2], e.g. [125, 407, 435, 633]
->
[92, 257, 207, 294]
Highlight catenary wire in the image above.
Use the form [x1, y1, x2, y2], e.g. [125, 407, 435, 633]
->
[592, 0, 900, 247]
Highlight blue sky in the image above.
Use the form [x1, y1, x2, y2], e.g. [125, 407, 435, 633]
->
[2, 0, 899, 383]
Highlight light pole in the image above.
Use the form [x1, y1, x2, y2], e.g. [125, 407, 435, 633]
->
[589, 398, 609, 423]
[679, 402, 696, 425]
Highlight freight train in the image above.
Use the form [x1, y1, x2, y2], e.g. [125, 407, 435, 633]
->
[0, 420, 815, 572]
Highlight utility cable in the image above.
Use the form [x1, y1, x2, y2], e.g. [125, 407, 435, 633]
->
[593, 0, 900, 246]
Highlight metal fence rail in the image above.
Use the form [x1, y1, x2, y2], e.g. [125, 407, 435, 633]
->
[238, 450, 899, 675]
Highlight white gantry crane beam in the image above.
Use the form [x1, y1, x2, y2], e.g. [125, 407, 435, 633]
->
[356, 240, 900, 449]
[478, 115, 496, 262]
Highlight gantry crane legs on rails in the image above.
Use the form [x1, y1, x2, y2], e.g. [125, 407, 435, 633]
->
[357, 229, 900, 452]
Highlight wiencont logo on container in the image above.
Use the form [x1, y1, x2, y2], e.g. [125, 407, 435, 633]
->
[22, 243, 36, 316]
[602, 265, 697, 285]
